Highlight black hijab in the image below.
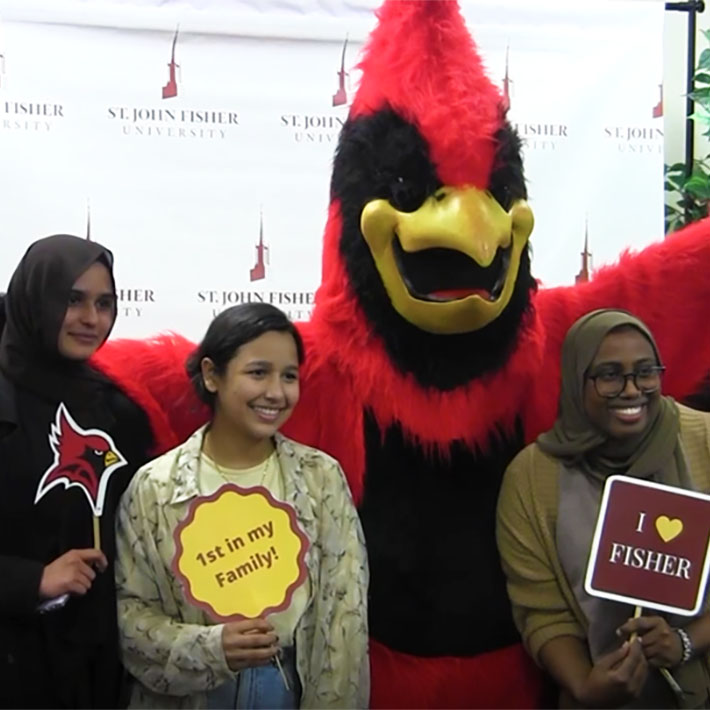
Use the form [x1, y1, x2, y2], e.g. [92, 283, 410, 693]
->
[0, 234, 116, 407]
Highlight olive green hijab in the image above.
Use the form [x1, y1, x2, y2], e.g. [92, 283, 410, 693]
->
[537, 309, 686, 483]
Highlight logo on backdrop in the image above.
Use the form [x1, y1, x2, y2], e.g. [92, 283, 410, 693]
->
[575, 217, 593, 284]
[280, 34, 355, 144]
[332, 35, 350, 107]
[501, 45, 512, 113]
[107, 25, 238, 141]
[197, 210, 315, 321]
[497, 48, 566, 152]
[83, 203, 156, 316]
[162, 25, 180, 99]
[116, 287, 157, 318]
[605, 94, 663, 156]
[85, 200, 92, 241]
[280, 112, 345, 144]
[652, 83, 663, 119]
[198, 289, 315, 322]
[0, 21, 65, 132]
[512, 120, 568, 152]
[2, 100, 64, 132]
[249, 211, 269, 282]
[35, 403, 128, 516]
[107, 105, 237, 139]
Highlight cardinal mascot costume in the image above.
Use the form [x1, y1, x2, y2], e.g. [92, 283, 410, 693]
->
[93, 1, 710, 706]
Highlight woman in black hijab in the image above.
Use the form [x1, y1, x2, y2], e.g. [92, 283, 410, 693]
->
[0, 234, 155, 708]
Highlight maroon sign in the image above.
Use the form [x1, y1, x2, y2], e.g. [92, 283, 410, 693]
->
[585, 475, 710, 615]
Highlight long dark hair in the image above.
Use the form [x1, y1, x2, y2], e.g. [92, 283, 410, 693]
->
[186, 303, 305, 411]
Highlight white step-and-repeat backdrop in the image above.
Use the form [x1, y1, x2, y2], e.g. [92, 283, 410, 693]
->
[0, 0, 665, 339]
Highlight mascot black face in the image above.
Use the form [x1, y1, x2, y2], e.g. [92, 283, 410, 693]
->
[331, 107, 537, 390]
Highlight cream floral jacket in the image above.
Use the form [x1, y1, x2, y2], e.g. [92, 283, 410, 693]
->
[115, 427, 369, 709]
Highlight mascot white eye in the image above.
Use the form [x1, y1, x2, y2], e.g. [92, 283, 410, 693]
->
[93, 449, 103, 456]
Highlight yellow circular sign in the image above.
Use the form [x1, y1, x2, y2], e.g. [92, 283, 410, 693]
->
[172, 484, 309, 621]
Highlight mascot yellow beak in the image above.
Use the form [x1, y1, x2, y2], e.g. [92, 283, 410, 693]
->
[104, 450, 118, 467]
[360, 186, 534, 334]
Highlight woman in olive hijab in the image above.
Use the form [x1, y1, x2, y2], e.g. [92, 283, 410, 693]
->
[0, 234, 155, 708]
[497, 309, 710, 709]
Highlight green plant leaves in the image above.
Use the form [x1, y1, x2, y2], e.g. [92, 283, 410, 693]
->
[665, 31, 710, 233]
[684, 175, 710, 199]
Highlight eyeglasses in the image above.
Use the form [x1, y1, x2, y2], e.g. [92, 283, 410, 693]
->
[587, 365, 666, 398]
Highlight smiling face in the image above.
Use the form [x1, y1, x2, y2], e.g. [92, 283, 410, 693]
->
[202, 331, 301, 444]
[583, 327, 662, 440]
[56, 261, 116, 360]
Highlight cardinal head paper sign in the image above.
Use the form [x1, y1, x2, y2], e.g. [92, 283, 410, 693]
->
[585, 475, 710, 615]
[172, 484, 309, 621]
[35, 402, 127, 517]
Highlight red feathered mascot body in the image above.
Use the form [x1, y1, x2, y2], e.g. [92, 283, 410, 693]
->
[96, 2, 710, 707]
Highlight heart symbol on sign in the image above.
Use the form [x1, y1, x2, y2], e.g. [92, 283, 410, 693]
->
[655, 516, 683, 543]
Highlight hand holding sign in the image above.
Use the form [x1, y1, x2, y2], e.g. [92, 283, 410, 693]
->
[222, 618, 279, 671]
[39, 548, 108, 598]
[577, 639, 648, 708]
[617, 616, 684, 668]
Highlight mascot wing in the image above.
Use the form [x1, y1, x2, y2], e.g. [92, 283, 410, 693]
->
[527, 218, 710, 440]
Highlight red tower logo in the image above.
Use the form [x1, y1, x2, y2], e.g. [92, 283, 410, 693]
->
[575, 218, 593, 284]
[162, 26, 180, 99]
[332, 35, 349, 107]
[249, 211, 269, 282]
[501, 45, 512, 113]
[652, 83, 663, 119]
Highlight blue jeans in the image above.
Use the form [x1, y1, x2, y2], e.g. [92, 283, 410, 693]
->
[207, 647, 301, 709]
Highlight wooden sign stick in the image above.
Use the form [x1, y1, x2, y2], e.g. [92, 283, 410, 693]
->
[93, 515, 101, 550]
[628, 606, 642, 642]
[628, 606, 683, 698]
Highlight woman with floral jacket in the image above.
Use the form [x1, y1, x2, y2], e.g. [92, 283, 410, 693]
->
[115, 304, 369, 709]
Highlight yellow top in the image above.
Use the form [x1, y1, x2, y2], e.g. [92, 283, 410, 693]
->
[200, 450, 311, 646]
[201, 450, 280, 489]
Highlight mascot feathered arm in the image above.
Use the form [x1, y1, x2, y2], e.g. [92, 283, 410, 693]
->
[92, 334, 207, 451]
[280, 321, 367, 501]
[527, 218, 710, 440]
[93, 326, 360, 486]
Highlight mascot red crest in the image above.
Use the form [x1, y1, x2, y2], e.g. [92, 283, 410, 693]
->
[35, 403, 127, 516]
[350, 0, 501, 187]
